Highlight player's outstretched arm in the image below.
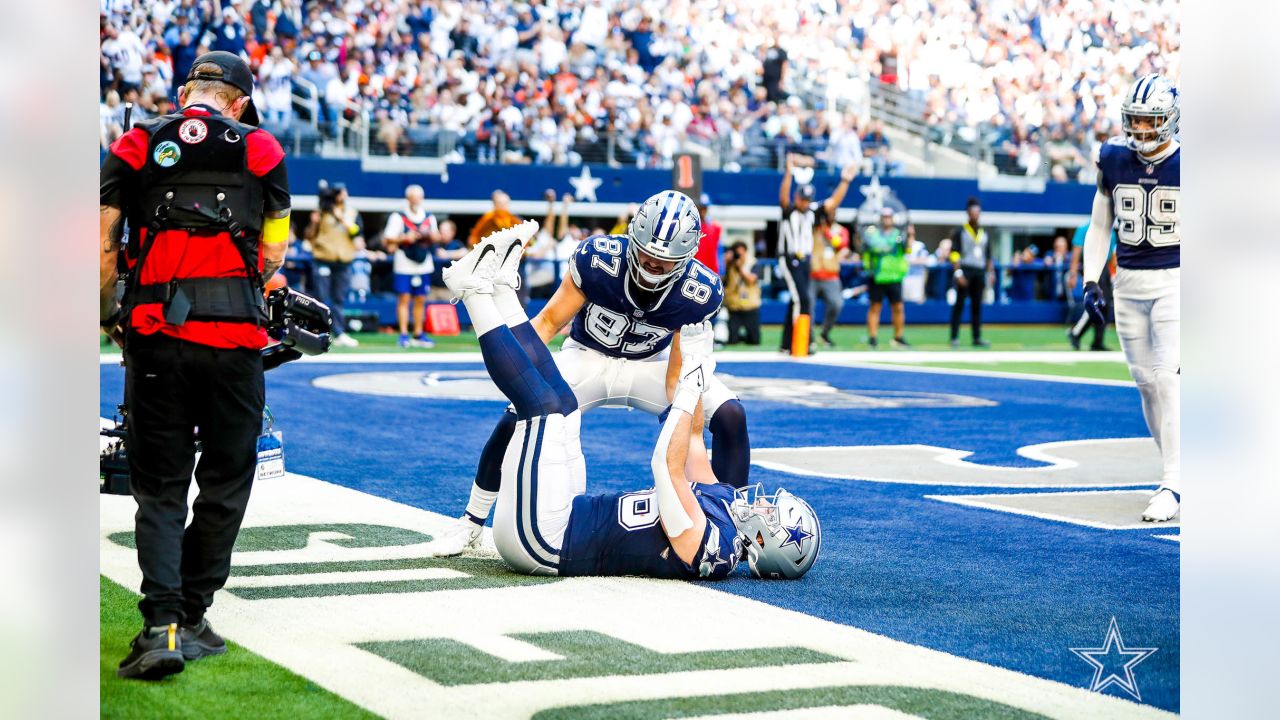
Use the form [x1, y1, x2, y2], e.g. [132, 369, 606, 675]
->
[684, 401, 719, 486]
[530, 271, 587, 343]
[652, 383, 710, 565]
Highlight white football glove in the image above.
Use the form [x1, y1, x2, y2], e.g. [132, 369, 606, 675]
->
[674, 322, 714, 411]
[679, 321, 716, 381]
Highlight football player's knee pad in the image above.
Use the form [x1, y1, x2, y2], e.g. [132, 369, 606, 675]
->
[1129, 364, 1156, 388]
[1154, 366, 1179, 399]
[708, 398, 747, 435]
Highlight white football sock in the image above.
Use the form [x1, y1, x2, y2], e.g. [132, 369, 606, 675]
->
[493, 283, 529, 328]
[462, 292, 504, 337]
[464, 484, 498, 524]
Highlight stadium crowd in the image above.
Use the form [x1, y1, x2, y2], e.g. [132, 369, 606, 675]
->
[101, 0, 1178, 180]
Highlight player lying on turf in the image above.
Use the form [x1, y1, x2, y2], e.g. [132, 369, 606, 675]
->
[427, 190, 753, 557]
[439, 225, 820, 579]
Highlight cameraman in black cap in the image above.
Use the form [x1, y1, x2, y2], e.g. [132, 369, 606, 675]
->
[99, 51, 291, 680]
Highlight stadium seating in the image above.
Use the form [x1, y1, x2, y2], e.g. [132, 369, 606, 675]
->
[99, 1, 1178, 182]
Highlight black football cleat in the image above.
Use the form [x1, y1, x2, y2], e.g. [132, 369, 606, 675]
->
[117, 624, 185, 680]
[181, 619, 228, 661]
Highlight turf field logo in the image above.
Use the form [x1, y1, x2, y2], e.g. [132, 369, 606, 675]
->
[718, 374, 997, 409]
[1070, 617, 1158, 701]
[312, 370, 997, 410]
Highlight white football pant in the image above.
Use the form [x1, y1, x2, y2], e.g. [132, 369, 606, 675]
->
[555, 337, 737, 417]
[1113, 268, 1180, 493]
[492, 412, 583, 576]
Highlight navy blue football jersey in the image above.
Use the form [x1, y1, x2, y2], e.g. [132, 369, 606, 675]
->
[558, 481, 743, 579]
[1097, 137, 1180, 270]
[568, 234, 723, 360]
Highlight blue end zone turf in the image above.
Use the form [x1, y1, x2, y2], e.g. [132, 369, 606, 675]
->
[100, 359, 1178, 712]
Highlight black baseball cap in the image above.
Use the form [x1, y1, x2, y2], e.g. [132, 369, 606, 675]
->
[797, 185, 816, 200]
[187, 51, 260, 126]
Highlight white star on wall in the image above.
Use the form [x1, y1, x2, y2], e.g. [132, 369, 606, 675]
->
[569, 166, 603, 203]
[858, 175, 890, 209]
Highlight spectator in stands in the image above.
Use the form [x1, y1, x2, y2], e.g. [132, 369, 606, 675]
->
[299, 50, 336, 127]
[375, 85, 412, 156]
[98, 0, 1178, 179]
[306, 183, 364, 348]
[210, 6, 247, 57]
[722, 241, 762, 346]
[526, 192, 583, 297]
[258, 45, 294, 128]
[760, 35, 788, 104]
[949, 197, 993, 348]
[810, 215, 850, 348]
[100, 90, 126, 149]
[695, 194, 722, 274]
[383, 185, 440, 349]
[828, 114, 864, 174]
[862, 119, 894, 177]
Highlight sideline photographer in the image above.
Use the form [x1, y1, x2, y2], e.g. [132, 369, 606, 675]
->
[99, 51, 291, 680]
[306, 180, 364, 347]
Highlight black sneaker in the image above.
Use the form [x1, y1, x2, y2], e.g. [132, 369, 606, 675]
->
[867, 336, 878, 348]
[819, 334, 835, 348]
[181, 618, 228, 661]
[973, 338, 991, 348]
[892, 337, 910, 348]
[1067, 329, 1081, 350]
[1089, 344, 1111, 352]
[117, 624, 185, 680]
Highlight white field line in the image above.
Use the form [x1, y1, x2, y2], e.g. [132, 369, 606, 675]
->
[226, 567, 468, 588]
[101, 349, 1132, 386]
[98, 470, 1176, 720]
[924, 491, 1177, 531]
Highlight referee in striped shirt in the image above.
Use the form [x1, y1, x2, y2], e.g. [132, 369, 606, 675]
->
[777, 154, 856, 352]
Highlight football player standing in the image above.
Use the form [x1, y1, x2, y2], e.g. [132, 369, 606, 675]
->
[428, 190, 753, 555]
[437, 225, 819, 579]
[1081, 74, 1181, 521]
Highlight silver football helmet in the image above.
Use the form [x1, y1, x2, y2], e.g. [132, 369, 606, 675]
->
[728, 484, 821, 579]
[1121, 74, 1179, 154]
[626, 190, 702, 290]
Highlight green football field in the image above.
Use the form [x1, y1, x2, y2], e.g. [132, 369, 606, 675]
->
[101, 577, 376, 719]
[101, 324, 1127, 381]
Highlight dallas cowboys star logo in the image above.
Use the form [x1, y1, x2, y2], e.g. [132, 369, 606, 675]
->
[569, 165, 603, 203]
[778, 519, 813, 551]
[700, 542, 726, 574]
[1070, 617, 1157, 701]
[858, 175, 890, 208]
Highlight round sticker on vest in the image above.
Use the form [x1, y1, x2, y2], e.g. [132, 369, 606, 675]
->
[153, 141, 181, 167]
[178, 118, 208, 144]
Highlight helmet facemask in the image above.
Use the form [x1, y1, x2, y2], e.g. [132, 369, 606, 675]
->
[1121, 74, 1179, 155]
[728, 484, 821, 579]
[626, 190, 702, 292]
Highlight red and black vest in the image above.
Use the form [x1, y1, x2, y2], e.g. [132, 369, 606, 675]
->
[125, 111, 268, 326]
